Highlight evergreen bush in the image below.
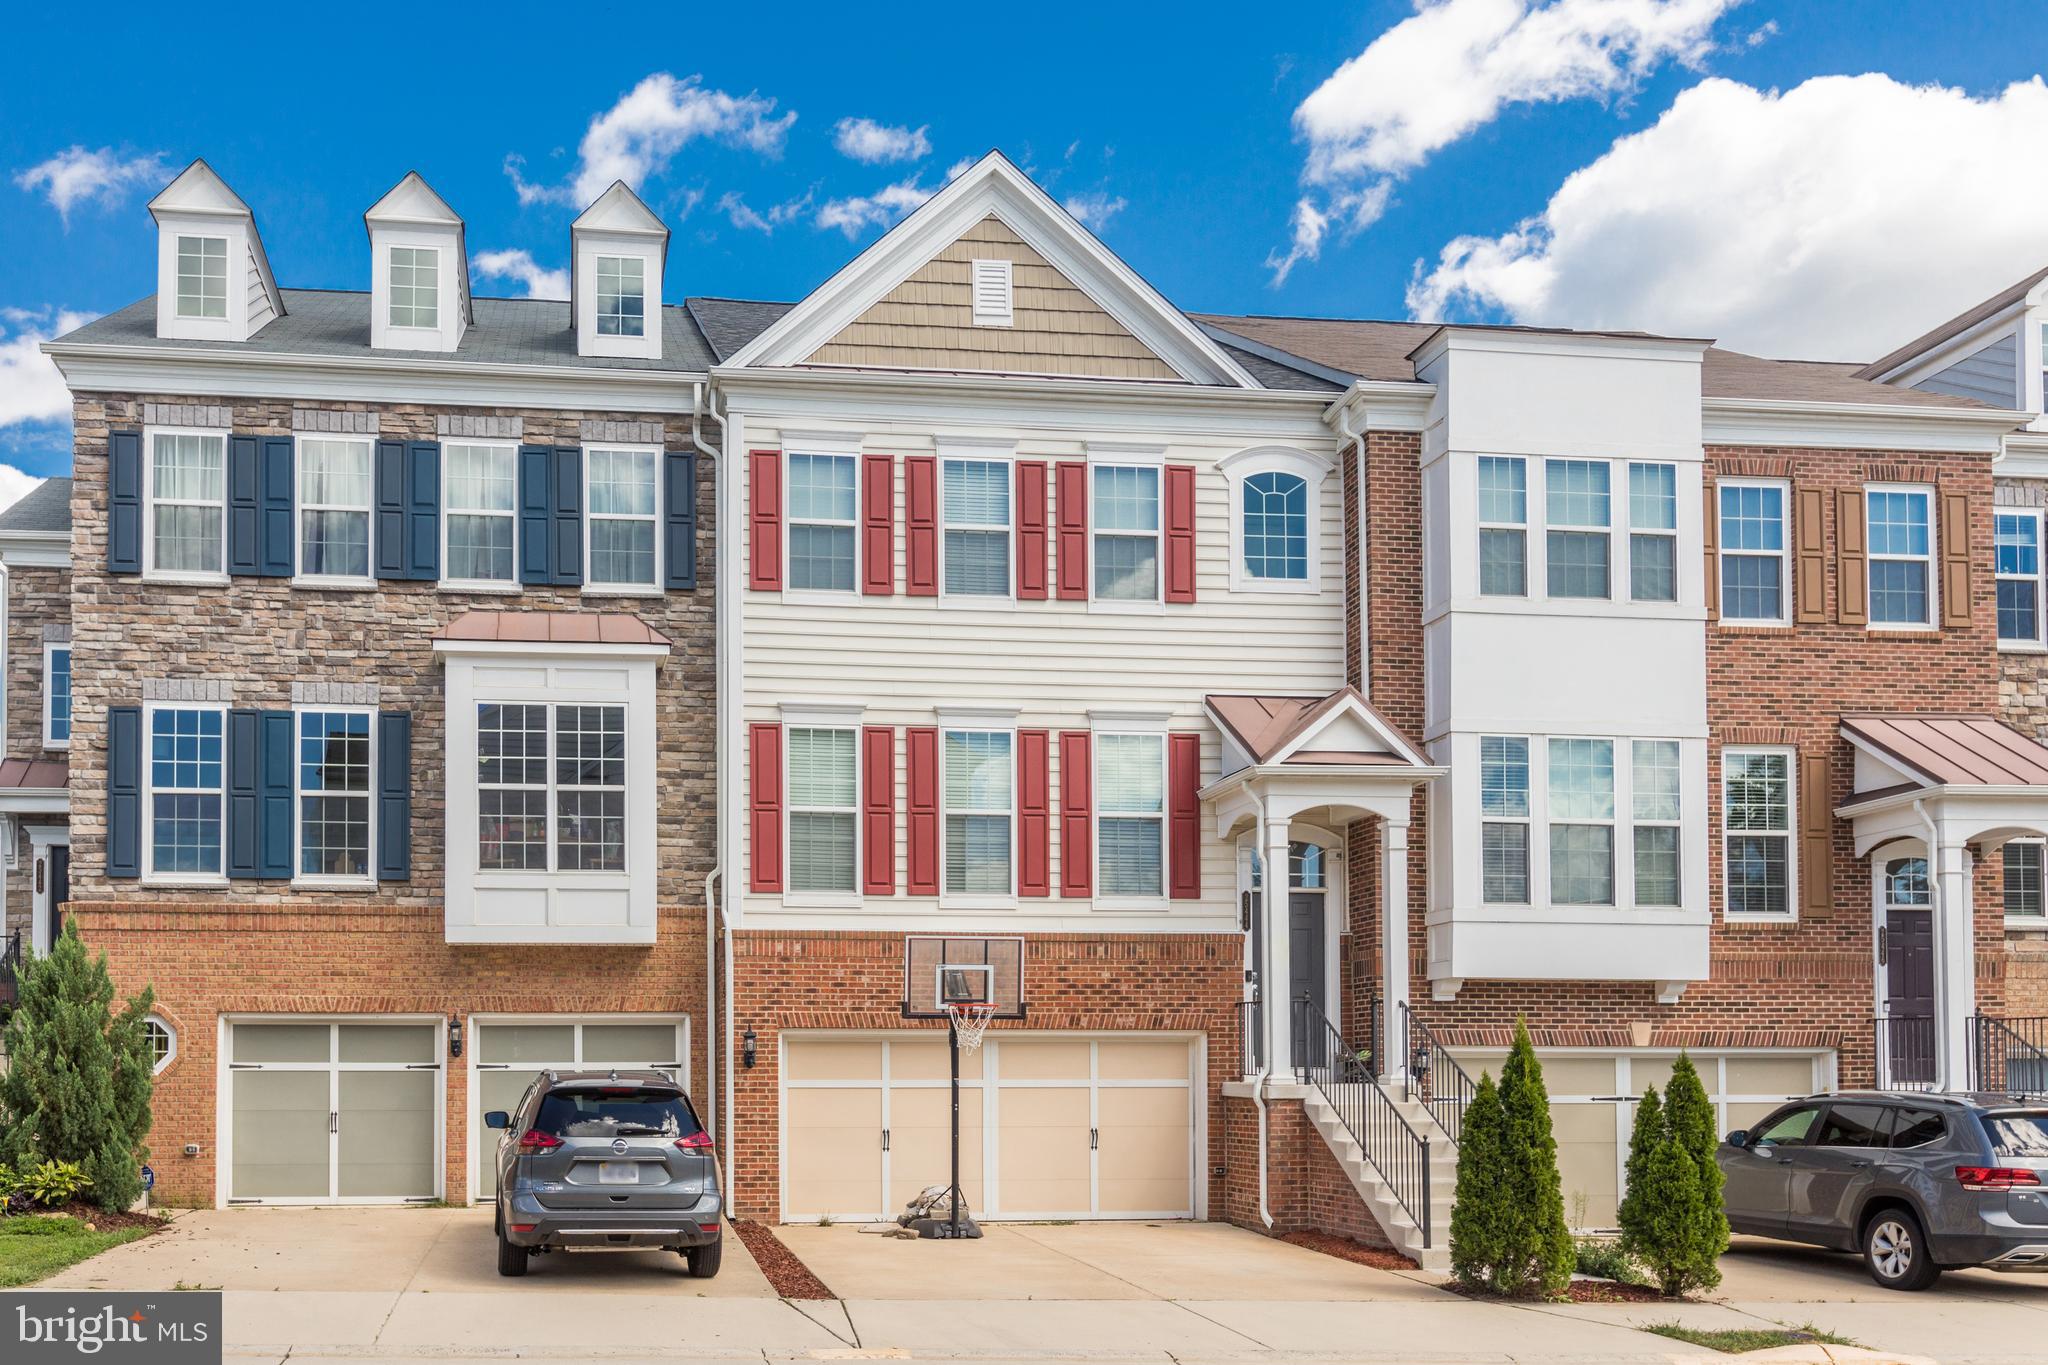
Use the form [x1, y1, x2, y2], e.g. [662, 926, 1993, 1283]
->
[1450, 1019, 1573, 1298]
[1616, 1053, 1727, 1297]
[1449, 1071, 1508, 1292]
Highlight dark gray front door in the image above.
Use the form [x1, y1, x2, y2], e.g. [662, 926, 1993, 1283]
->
[1288, 892, 1327, 1068]
[1884, 908, 1935, 1084]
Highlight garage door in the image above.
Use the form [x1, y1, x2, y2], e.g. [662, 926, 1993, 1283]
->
[781, 1034, 1193, 1223]
[226, 1020, 441, 1205]
[1448, 1049, 1829, 1228]
[470, 1018, 689, 1198]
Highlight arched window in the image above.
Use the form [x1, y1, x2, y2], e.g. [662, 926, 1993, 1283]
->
[1243, 471, 1308, 581]
[144, 1014, 177, 1074]
[1219, 446, 1330, 593]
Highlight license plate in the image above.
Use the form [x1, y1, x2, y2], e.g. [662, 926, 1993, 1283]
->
[598, 1161, 638, 1184]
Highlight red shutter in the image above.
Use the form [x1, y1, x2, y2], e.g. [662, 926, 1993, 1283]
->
[1055, 461, 1088, 600]
[862, 726, 896, 895]
[1164, 464, 1197, 604]
[906, 726, 940, 894]
[905, 456, 939, 597]
[1016, 460, 1049, 600]
[1058, 730, 1093, 897]
[861, 453, 895, 596]
[1018, 730, 1051, 896]
[1168, 732, 1201, 898]
[747, 452, 782, 591]
[748, 723, 783, 892]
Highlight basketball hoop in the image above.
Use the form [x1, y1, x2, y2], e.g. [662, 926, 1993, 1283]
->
[945, 1001, 996, 1052]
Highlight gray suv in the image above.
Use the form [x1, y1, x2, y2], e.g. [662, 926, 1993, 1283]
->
[1720, 1091, 2048, 1290]
[484, 1069, 724, 1278]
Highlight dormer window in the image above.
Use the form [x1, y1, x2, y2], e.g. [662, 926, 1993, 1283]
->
[389, 246, 440, 330]
[148, 159, 283, 343]
[597, 256, 646, 337]
[176, 236, 228, 319]
[364, 172, 469, 353]
[572, 182, 667, 360]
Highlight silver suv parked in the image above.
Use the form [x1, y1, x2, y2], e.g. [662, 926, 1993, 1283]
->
[1719, 1090, 2048, 1290]
[485, 1069, 724, 1278]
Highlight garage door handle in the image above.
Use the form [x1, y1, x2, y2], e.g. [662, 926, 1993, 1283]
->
[881, 1129, 890, 1153]
[1090, 1128, 1099, 1151]
[329, 1111, 338, 1135]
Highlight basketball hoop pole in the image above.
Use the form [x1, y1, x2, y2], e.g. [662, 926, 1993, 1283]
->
[947, 1010, 963, 1238]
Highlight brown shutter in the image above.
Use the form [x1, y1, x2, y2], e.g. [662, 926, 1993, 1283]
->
[1794, 487, 1827, 624]
[1018, 729, 1051, 897]
[1015, 460, 1049, 600]
[860, 453, 894, 596]
[861, 725, 896, 895]
[1835, 488, 1867, 625]
[748, 723, 783, 893]
[906, 726, 940, 895]
[904, 456, 938, 596]
[1702, 479, 1719, 623]
[1940, 488, 1973, 628]
[1799, 749, 1832, 911]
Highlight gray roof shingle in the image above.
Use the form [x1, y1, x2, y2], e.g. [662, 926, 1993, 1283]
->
[0, 478, 71, 534]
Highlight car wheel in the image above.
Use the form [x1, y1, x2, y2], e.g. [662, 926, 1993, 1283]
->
[497, 1227, 530, 1278]
[1864, 1209, 1940, 1291]
[685, 1237, 722, 1279]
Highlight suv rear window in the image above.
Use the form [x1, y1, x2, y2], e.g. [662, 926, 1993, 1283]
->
[533, 1087, 704, 1139]
[1984, 1113, 2048, 1158]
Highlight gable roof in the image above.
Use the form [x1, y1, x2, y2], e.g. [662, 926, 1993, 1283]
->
[364, 172, 472, 327]
[1841, 714, 2048, 790]
[1854, 265, 2048, 381]
[1206, 687, 1428, 769]
[0, 478, 71, 534]
[574, 181, 669, 240]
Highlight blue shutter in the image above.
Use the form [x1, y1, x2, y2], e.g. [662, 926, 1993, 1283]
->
[228, 435, 262, 575]
[227, 708, 261, 877]
[377, 711, 412, 880]
[258, 436, 295, 577]
[257, 710, 295, 878]
[518, 444, 553, 584]
[107, 706, 142, 877]
[664, 449, 698, 590]
[407, 441, 441, 581]
[552, 445, 583, 585]
[374, 438, 409, 579]
[108, 431, 144, 574]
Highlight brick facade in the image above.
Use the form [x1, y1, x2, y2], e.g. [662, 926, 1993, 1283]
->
[1217, 1094, 1393, 1248]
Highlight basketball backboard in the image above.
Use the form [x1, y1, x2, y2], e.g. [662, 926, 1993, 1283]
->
[902, 936, 1026, 1018]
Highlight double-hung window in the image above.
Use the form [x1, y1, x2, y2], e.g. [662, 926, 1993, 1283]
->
[1718, 481, 1788, 623]
[943, 730, 1013, 896]
[1545, 460, 1610, 599]
[1094, 465, 1161, 601]
[1628, 463, 1677, 603]
[148, 431, 226, 577]
[297, 709, 372, 882]
[586, 447, 659, 588]
[556, 705, 627, 870]
[942, 459, 1011, 596]
[43, 643, 70, 748]
[1242, 471, 1308, 581]
[787, 727, 857, 893]
[1477, 457, 1527, 596]
[1867, 486, 1934, 627]
[1631, 740, 1682, 906]
[146, 705, 224, 879]
[389, 246, 439, 329]
[444, 443, 518, 585]
[297, 437, 373, 581]
[1723, 747, 1793, 917]
[1996, 510, 2044, 645]
[1479, 736, 1530, 903]
[176, 235, 227, 319]
[2006, 841, 2044, 920]
[787, 454, 857, 591]
[596, 255, 647, 337]
[476, 702, 627, 873]
[1547, 738, 1615, 904]
[1097, 733, 1166, 897]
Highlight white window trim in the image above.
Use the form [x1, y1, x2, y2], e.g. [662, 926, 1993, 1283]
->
[783, 450, 861, 598]
[1475, 455, 1530, 600]
[144, 1013, 177, 1075]
[388, 243, 442, 332]
[1721, 744, 1799, 923]
[293, 434, 376, 589]
[440, 439, 522, 593]
[42, 640, 70, 750]
[141, 426, 231, 585]
[939, 452, 1016, 602]
[1716, 477, 1791, 627]
[174, 234, 229, 321]
[1478, 735, 1531, 906]
[291, 702, 377, 890]
[783, 723, 863, 910]
[1995, 506, 2047, 652]
[1865, 482, 1939, 632]
[939, 725, 1018, 910]
[970, 258, 1014, 328]
[1543, 458, 1613, 601]
[1627, 462, 1679, 605]
[1546, 737, 1618, 908]
[582, 443, 664, 594]
[594, 254, 648, 339]
[141, 699, 229, 887]
[1093, 729, 1168, 907]
[1629, 739, 1683, 908]
[1089, 461, 1165, 612]
[2004, 838, 2046, 927]
[1219, 446, 1329, 595]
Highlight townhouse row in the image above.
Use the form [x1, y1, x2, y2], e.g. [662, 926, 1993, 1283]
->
[11, 151, 2048, 1250]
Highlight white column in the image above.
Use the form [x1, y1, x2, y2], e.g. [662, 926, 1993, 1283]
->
[1262, 815, 1295, 1075]
[1381, 819, 1411, 1083]
[1932, 835, 1976, 1090]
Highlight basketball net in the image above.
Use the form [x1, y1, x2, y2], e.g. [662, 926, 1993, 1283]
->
[945, 1002, 996, 1051]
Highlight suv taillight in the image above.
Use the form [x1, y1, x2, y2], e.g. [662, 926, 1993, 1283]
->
[1956, 1165, 2041, 1190]
[675, 1132, 714, 1151]
[516, 1130, 563, 1153]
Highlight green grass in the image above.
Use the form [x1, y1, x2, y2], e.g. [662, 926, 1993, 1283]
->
[0, 1215, 153, 1288]
[1639, 1321, 1859, 1354]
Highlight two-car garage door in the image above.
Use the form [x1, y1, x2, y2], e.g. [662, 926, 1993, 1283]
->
[782, 1034, 1196, 1222]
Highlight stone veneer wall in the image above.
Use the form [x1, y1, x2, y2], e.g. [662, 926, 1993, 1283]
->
[3, 563, 69, 944]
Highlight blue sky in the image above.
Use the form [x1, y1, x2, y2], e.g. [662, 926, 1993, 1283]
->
[4, 0, 2048, 486]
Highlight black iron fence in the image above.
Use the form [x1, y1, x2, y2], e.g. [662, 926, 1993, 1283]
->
[1239, 996, 1263, 1075]
[1294, 994, 1434, 1248]
[1971, 1016, 2048, 1095]
[1874, 1014, 1941, 1091]
[0, 931, 20, 1008]
[1401, 1001, 1475, 1146]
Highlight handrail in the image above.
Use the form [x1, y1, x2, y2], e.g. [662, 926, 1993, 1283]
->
[1872, 1013, 1940, 1092]
[1294, 994, 1433, 1247]
[1972, 1015, 2048, 1096]
[1239, 996, 1263, 1077]
[1400, 1001, 1475, 1146]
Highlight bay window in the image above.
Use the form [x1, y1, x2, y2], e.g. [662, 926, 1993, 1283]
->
[297, 709, 372, 881]
[787, 727, 857, 893]
[1867, 486, 1934, 626]
[787, 453, 858, 591]
[1628, 462, 1677, 603]
[1097, 732, 1165, 897]
[297, 437, 374, 581]
[476, 702, 626, 872]
[1547, 738, 1615, 904]
[1723, 747, 1793, 917]
[943, 730, 1013, 895]
[942, 459, 1011, 596]
[1477, 457, 1527, 596]
[1545, 460, 1610, 599]
[1094, 465, 1160, 601]
[444, 443, 518, 585]
[1480, 735, 1530, 902]
[1631, 739, 1682, 906]
[585, 447, 659, 588]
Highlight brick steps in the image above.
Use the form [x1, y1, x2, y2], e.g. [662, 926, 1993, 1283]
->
[1301, 1085, 1457, 1272]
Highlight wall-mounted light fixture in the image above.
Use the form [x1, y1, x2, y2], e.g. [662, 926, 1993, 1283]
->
[448, 1014, 464, 1059]
[742, 1027, 758, 1070]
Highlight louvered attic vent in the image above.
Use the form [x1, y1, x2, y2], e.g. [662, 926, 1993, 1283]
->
[971, 258, 1014, 327]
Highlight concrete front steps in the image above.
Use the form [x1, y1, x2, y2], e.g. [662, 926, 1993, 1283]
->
[1301, 1083, 1459, 1271]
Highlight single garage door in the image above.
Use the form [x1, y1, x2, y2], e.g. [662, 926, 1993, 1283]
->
[470, 1017, 689, 1198]
[226, 1020, 441, 1205]
[1448, 1049, 1829, 1228]
[781, 1033, 1193, 1223]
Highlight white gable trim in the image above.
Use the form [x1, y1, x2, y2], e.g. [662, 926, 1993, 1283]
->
[1268, 693, 1428, 768]
[726, 153, 1258, 389]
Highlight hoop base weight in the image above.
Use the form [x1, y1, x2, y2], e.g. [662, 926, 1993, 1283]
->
[909, 1213, 983, 1239]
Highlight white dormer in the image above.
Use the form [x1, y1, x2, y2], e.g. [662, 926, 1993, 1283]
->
[572, 181, 667, 361]
[365, 172, 471, 353]
[148, 160, 284, 343]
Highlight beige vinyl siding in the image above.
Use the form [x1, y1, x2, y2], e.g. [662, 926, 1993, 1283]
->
[805, 217, 1182, 381]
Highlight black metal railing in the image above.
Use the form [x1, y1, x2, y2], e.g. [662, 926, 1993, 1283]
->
[1971, 1016, 2048, 1096]
[1401, 1001, 1475, 1146]
[1239, 996, 1264, 1075]
[1873, 1014, 1941, 1091]
[1296, 994, 1433, 1247]
[0, 931, 20, 1008]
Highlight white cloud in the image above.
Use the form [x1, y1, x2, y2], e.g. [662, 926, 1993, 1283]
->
[14, 146, 168, 224]
[0, 307, 95, 430]
[1063, 192, 1128, 230]
[946, 158, 974, 182]
[717, 190, 812, 234]
[507, 74, 796, 209]
[816, 178, 938, 238]
[0, 468, 43, 514]
[1272, 0, 1740, 280]
[473, 249, 570, 301]
[1406, 73, 2048, 361]
[834, 117, 932, 164]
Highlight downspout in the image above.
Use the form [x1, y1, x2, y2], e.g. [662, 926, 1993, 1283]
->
[1250, 789, 1276, 1229]
[1912, 797, 1948, 1090]
[690, 379, 736, 1171]
[1335, 401, 1369, 690]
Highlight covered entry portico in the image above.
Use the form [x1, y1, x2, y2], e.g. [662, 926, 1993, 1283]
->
[1204, 689, 1441, 1079]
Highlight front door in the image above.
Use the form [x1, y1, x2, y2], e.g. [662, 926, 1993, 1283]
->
[1881, 857, 1935, 1086]
[1288, 891, 1328, 1068]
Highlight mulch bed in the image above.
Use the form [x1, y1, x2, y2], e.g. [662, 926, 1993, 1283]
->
[38, 1204, 168, 1235]
[1443, 1277, 1676, 1304]
[731, 1220, 836, 1300]
[1278, 1230, 1419, 1272]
